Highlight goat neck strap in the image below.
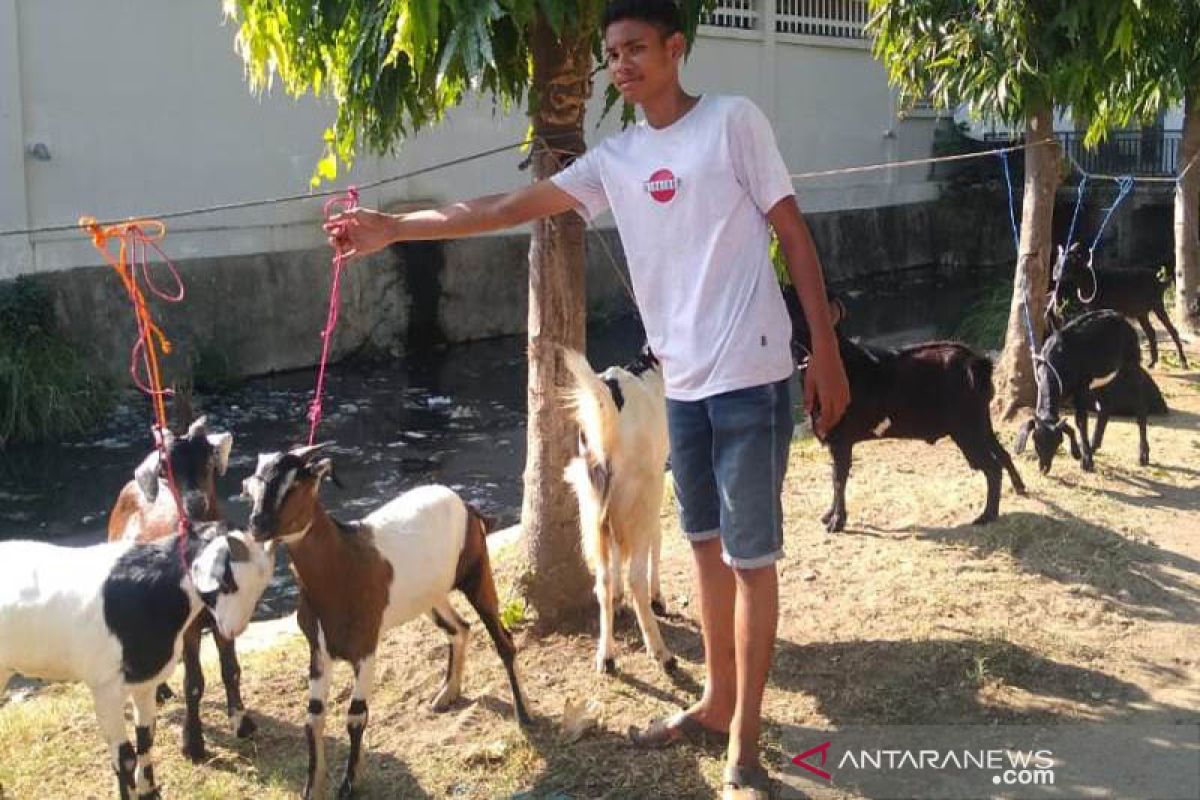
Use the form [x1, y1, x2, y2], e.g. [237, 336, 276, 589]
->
[279, 521, 314, 546]
[306, 186, 359, 446]
[80, 216, 192, 559]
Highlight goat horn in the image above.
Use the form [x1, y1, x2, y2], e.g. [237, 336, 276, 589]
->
[289, 442, 332, 461]
[187, 415, 209, 437]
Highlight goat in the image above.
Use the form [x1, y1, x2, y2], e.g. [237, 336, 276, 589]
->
[107, 416, 255, 761]
[1050, 242, 1188, 369]
[1016, 309, 1150, 474]
[0, 526, 271, 800]
[244, 445, 529, 800]
[785, 289, 1026, 533]
[561, 347, 675, 676]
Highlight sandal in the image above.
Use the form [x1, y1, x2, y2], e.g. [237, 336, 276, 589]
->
[627, 711, 730, 749]
[721, 762, 775, 800]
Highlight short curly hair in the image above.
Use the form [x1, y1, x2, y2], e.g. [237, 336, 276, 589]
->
[602, 0, 683, 37]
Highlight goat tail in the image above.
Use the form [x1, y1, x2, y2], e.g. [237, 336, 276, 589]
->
[967, 355, 996, 401]
[559, 347, 620, 571]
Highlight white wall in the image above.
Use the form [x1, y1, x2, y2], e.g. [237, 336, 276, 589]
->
[0, 1, 939, 279]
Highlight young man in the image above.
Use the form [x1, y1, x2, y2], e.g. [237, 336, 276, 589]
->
[326, 1, 849, 796]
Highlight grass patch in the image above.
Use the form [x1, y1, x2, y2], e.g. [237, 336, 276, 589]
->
[3, 352, 1199, 798]
[0, 278, 111, 446]
[946, 276, 1013, 350]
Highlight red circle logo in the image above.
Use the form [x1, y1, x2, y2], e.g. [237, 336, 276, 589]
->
[646, 168, 679, 203]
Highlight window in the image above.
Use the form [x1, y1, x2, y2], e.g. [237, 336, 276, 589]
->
[775, 0, 868, 40]
[700, 0, 759, 31]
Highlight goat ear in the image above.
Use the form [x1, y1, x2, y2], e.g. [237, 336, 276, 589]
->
[208, 432, 233, 476]
[134, 451, 161, 502]
[187, 415, 209, 438]
[290, 442, 331, 462]
[1014, 419, 1035, 454]
[308, 457, 335, 484]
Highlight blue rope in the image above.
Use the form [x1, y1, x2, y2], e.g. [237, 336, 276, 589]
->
[1089, 175, 1135, 258]
[1064, 174, 1088, 250]
[999, 150, 1021, 253]
[998, 150, 1041, 360]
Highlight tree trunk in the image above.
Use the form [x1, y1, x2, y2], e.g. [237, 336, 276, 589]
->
[993, 105, 1061, 420]
[519, 13, 595, 627]
[1175, 89, 1200, 337]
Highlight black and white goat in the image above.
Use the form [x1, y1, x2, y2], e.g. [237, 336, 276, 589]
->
[1016, 309, 1150, 473]
[0, 526, 271, 800]
[561, 347, 674, 675]
[1050, 242, 1189, 369]
[107, 416, 254, 761]
[786, 289, 1026, 532]
[244, 445, 529, 800]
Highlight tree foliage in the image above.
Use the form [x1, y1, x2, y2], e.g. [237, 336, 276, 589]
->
[222, 0, 714, 183]
[868, 0, 1144, 146]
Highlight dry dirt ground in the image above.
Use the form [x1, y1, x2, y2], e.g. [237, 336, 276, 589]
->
[2, 340, 1197, 799]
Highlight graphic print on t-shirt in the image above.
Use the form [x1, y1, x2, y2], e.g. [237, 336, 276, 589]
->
[644, 168, 680, 203]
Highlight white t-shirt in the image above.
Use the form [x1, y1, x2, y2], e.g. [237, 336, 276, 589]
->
[552, 94, 796, 401]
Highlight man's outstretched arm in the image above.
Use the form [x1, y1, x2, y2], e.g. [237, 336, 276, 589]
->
[325, 180, 581, 259]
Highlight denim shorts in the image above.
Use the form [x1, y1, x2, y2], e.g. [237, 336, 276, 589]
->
[667, 376, 795, 569]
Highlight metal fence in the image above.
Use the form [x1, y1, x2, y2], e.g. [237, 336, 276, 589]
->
[775, 0, 868, 39]
[700, 0, 870, 39]
[1057, 130, 1182, 177]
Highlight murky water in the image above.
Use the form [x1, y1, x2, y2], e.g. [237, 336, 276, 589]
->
[0, 274, 996, 618]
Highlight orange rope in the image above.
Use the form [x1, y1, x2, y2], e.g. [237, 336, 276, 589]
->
[80, 216, 189, 544]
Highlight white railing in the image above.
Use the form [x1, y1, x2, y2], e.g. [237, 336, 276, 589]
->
[775, 0, 869, 40]
[700, 0, 759, 32]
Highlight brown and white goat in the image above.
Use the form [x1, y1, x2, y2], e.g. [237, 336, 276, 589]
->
[561, 347, 675, 675]
[244, 445, 529, 800]
[106, 416, 256, 761]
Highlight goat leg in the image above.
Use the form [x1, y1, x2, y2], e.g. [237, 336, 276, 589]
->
[1153, 303, 1189, 369]
[92, 682, 136, 800]
[1091, 412, 1109, 453]
[179, 619, 207, 763]
[989, 433, 1026, 495]
[459, 516, 531, 724]
[131, 684, 161, 799]
[301, 631, 332, 800]
[1073, 402, 1095, 472]
[338, 655, 375, 800]
[822, 442, 851, 533]
[1135, 373, 1151, 466]
[1137, 314, 1160, 368]
[214, 627, 255, 738]
[429, 602, 470, 711]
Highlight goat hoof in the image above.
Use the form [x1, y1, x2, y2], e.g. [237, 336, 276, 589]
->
[137, 790, 163, 800]
[337, 780, 356, 799]
[155, 684, 173, 705]
[825, 516, 846, 534]
[663, 655, 678, 673]
[650, 598, 667, 617]
[431, 689, 458, 713]
[598, 657, 617, 675]
[235, 712, 257, 738]
[1081, 460, 1095, 473]
[1139, 455, 1150, 466]
[181, 740, 207, 764]
[820, 509, 834, 526]
[972, 511, 998, 526]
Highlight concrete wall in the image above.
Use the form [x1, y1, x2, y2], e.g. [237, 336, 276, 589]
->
[1, 1, 941, 280]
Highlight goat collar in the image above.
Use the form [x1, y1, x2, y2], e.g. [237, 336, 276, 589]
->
[277, 521, 313, 546]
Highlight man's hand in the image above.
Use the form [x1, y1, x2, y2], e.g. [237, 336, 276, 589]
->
[324, 208, 398, 262]
[803, 344, 850, 439]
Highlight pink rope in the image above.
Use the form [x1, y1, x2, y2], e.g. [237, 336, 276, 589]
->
[307, 187, 359, 445]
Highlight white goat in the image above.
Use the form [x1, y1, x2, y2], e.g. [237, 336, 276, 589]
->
[0, 527, 271, 800]
[562, 347, 675, 674]
[244, 444, 529, 800]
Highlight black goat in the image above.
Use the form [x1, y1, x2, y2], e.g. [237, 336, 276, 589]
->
[1050, 242, 1188, 369]
[785, 289, 1025, 533]
[1016, 310, 1150, 474]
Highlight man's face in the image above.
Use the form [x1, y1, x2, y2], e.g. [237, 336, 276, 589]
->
[603, 19, 684, 106]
